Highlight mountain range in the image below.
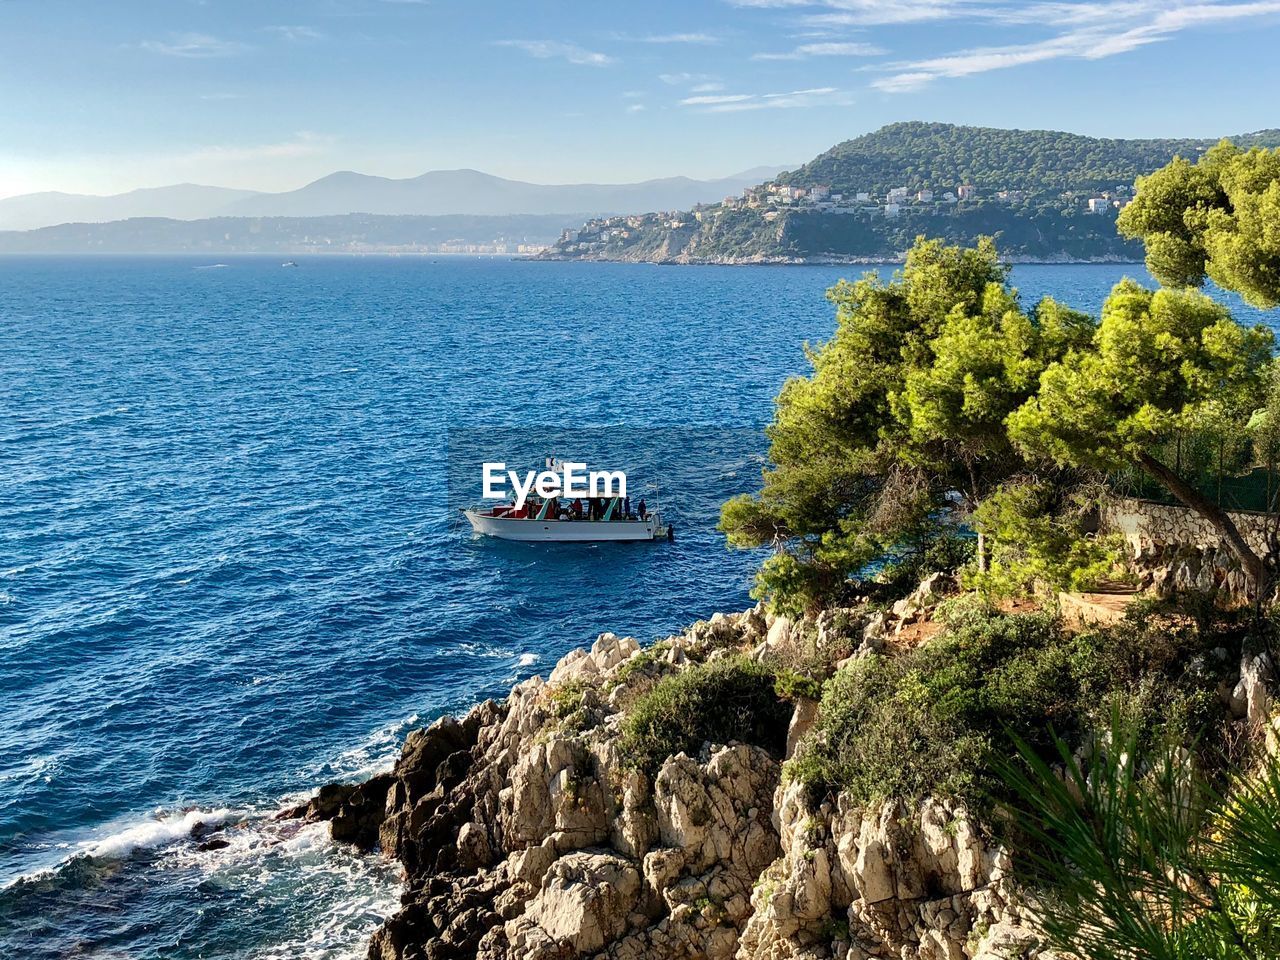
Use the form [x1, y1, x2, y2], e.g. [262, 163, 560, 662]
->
[0, 167, 788, 232]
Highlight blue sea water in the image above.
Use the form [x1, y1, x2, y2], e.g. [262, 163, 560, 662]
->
[1, 255, 1275, 959]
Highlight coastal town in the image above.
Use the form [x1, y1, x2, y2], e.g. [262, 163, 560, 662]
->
[555, 176, 1135, 257]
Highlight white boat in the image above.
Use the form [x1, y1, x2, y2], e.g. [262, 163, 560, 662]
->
[463, 496, 671, 543]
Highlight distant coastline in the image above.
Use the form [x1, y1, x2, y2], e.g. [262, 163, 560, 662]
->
[523, 252, 1144, 266]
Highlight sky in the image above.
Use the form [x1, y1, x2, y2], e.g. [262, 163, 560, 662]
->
[2, 0, 1280, 199]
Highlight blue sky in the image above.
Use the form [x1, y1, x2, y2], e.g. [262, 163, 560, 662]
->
[3, 0, 1280, 198]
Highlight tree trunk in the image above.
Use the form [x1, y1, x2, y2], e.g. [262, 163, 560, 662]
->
[1135, 451, 1266, 589]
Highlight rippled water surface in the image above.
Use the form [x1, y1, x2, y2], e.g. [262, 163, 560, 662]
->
[1, 255, 1272, 958]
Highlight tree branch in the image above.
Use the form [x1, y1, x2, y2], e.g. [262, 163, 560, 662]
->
[1135, 451, 1265, 589]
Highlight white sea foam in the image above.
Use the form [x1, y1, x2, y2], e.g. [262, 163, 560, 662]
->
[309, 712, 420, 782]
[84, 807, 236, 859]
[154, 813, 403, 960]
[516, 652, 538, 667]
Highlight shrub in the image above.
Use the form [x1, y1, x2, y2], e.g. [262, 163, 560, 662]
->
[790, 605, 1235, 809]
[618, 656, 793, 774]
[774, 667, 823, 702]
[967, 480, 1123, 598]
[546, 678, 595, 733]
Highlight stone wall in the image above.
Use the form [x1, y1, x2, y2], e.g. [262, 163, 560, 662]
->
[1102, 496, 1277, 601]
[1102, 496, 1276, 558]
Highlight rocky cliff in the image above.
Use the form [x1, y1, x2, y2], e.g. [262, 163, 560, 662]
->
[302, 599, 1046, 960]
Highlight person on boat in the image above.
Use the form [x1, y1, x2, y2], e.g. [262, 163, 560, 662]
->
[637, 498, 647, 520]
[572, 497, 583, 519]
[624, 496, 631, 519]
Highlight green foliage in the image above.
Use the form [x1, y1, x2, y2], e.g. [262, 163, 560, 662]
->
[618, 656, 793, 774]
[968, 479, 1122, 597]
[774, 667, 823, 702]
[1120, 141, 1280, 308]
[722, 236, 1082, 614]
[1009, 279, 1273, 473]
[546, 678, 594, 733]
[790, 605, 1234, 809]
[792, 612, 1079, 805]
[996, 719, 1280, 960]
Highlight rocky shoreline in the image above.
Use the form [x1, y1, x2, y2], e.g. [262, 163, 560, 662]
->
[293, 594, 1049, 960]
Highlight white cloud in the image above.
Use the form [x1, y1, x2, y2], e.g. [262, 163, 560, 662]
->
[729, 0, 962, 26]
[690, 81, 726, 92]
[680, 86, 854, 112]
[871, 0, 1280, 91]
[140, 33, 249, 58]
[495, 40, 615, 66]
[626, 103, 647, 113]
[753, 40, 885, 59]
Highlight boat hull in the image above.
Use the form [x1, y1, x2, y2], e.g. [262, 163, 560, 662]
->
[463, 509, 661, 542]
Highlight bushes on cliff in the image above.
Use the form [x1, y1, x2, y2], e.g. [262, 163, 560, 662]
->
[618, 656, 792, 774]
[789, 606, 1234, 807]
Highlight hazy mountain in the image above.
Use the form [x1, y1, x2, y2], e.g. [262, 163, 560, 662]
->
[0, 167, 790, 231]
[0, 184, 262, 232]
[221, 167, 790, 218]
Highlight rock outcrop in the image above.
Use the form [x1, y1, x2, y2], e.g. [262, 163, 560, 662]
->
[297, 596, 1052, 960]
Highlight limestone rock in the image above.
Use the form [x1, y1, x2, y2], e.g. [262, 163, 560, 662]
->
[1230, 651, 1274, 727]
[509, 850, 642, 956]
[786, 698, 819, 760]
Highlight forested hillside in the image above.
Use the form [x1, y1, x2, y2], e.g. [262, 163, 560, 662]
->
[781, 121, 1280, 196]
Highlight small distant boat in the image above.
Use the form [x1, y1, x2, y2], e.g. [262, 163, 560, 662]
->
[281, 261, 299, 268]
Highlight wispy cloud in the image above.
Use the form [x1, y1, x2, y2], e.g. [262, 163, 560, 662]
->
[872, 0, 1280, 91]
[495, 39, 615, 66]
[140, 33, 249, 58]
[626, 103, 647, 113]
[680, 86, 854, 111]
[753, 40, 885, 59]
[659, 71, 721, 85]
[638, 32, 722, 43]
[729, 0, 961, 26]
[267, 25, 324, 43]
[173, 132, 335, 165]
[681, 93, 755, 105]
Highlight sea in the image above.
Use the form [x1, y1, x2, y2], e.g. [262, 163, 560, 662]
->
[1, 255, 1275, 959]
